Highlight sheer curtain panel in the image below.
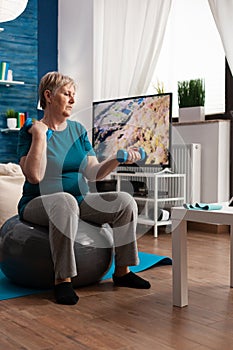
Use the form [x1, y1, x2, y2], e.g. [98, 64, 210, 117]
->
[208, 0, 233, 75]
[94, 0, 172, 100]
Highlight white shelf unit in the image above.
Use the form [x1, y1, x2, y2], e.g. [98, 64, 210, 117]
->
[0, 30, 24, 86]
[1, 128, 20, 133]
[0, 80, 24, 87]
[111, 171, 186, 237]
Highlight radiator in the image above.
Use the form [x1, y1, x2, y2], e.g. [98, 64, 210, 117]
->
[171, 143, 201, 203]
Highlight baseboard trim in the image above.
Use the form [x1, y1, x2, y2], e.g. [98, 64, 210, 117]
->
[188, 221, 230, 234]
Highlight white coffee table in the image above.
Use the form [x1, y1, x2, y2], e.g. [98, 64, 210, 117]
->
[171, 203, 233, 307]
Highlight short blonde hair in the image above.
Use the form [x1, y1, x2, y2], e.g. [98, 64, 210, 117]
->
[38, 71, 76, 109]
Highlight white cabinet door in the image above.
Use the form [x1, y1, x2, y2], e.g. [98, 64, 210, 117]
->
[172, 120, 230, 202]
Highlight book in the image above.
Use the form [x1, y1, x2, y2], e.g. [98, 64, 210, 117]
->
[0, 61, 9, 80]
[17, 112, 26, 128]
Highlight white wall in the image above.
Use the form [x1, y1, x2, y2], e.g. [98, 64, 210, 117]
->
[58, 0, 93, 135]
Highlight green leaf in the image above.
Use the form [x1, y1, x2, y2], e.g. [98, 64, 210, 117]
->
[178, 78, 205, 108]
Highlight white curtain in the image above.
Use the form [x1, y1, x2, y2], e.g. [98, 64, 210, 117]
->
[94, 0, 172, 100]
[208, 0, 233, 75]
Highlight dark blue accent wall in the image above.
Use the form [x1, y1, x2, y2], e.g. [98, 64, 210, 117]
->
[38, 0, 58, 80]
[37, 0, 58, 120]
[0, 0, 58, 163]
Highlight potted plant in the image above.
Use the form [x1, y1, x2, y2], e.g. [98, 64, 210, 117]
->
[153, 80, 165, 94]
[178, 78, 205, 122]
[6, 108, 17, 129]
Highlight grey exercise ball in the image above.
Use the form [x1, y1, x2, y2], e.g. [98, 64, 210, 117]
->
[0, 215, 113, 289]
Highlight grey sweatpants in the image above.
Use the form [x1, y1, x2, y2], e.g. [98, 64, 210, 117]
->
[23, 191, 139, 280]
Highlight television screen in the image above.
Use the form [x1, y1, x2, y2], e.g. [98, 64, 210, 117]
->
[92, 93, 172, 167]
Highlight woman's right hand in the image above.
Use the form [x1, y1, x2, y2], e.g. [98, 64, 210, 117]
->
[20, 120, 49, 184]
[28, 120, 48, 138]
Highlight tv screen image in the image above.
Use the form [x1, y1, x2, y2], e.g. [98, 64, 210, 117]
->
[92, 93, 172, 167]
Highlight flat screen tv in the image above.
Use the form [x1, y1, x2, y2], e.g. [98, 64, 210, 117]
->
[92, 93, 172, 168]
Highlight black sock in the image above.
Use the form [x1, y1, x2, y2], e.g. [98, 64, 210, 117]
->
[54, 282, 79, 305]
[112, 271, 151, 289]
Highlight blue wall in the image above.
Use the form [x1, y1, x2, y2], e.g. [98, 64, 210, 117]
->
[38, 0, 58, 80]
[0, 0, 58, 163]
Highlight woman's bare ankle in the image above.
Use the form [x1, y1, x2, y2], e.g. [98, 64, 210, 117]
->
[114, 266, 130, 277]
[55, 277, 71, 285]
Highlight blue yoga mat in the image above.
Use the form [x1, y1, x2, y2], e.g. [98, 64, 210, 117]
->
[102, 251, 172, 280]
[0, 270, 43, 301]
[0, 252, 172, 301]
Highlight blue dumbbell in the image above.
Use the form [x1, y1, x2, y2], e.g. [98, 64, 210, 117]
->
[24, 118, 53, 141]
[117, 147, 146, 163]
[24, 117, 33, 130]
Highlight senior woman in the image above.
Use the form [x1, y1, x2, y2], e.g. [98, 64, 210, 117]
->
[17, 71, 150, 305]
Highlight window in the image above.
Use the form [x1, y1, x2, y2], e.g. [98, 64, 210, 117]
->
[147, 0, 225, 118]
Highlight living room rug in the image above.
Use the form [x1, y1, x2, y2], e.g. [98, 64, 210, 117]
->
[0, 252, 172, 301]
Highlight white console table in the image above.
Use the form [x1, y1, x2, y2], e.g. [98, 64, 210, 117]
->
[112, 172, 186, 237]
[171, 204, 233, 307]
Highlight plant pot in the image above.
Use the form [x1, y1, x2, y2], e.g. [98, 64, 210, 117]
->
[179, 106, 205, 123]
[7, 118, 17, 129]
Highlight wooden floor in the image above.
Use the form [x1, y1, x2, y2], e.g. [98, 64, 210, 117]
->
[1, 227, 233, 350]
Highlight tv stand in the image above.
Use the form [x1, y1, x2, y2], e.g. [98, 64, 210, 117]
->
[116, 170, 135, 174]
[111, 171, 186, 237]
[156, 168, 174, 175]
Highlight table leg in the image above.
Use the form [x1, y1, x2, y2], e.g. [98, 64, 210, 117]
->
[230, 225, 233, 288]
[172, 219, 188, 307]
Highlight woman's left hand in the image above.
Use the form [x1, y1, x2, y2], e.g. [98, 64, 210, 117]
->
[125, 147, 142, 164]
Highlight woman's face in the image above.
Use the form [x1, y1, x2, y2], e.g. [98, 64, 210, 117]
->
[49, 83, 76, 117]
